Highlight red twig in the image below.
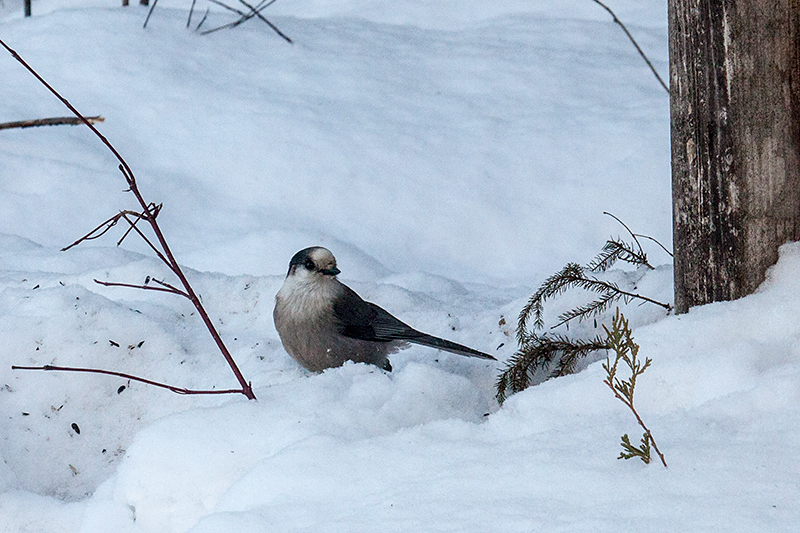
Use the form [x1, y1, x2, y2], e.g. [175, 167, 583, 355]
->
[1, 38, 256, 400]
[12, 365, 246, 396]
[93, 279, 190, 298]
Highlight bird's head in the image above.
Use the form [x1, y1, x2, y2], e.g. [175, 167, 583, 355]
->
[286, 246, 341, 280]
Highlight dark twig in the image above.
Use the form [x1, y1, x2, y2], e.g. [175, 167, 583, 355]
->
[143, 0, 158, 28]
[208, 0, 246, 17]
[196, 8, 210, 31]
[116, 211, 145, 246]
[148, 277, 188, 294]
[61, 210, 149, 251]
[201, 0, 291, 42]
[603, 211, 673, 260]
[590, 0, 669, 93]
[0, 116, 104, 130]
[635, 234, 674, 258]
[187, 0, 197, 28]
[603, 211, 645, 258]
[61, 208, 170, 268]
[237, 0, 292, 43]
[11, 365, 246, 396]
[1, 38, 256, 400]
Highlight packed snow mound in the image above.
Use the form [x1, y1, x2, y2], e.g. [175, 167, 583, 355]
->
[3, 243, 798, 532]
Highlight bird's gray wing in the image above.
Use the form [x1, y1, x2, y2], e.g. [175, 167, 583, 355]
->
[332, 285, 496, 360]
[333, 285, 424, 342]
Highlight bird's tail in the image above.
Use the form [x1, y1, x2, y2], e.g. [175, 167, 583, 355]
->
[409, 333, 496, 361]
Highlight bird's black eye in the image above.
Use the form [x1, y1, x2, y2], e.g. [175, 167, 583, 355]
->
[304, 259, 315, 270]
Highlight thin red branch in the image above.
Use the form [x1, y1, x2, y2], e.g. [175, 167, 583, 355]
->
[1, 37, 256, 400]
[11, 365, 246, 396]
[94, 279, 190, 298]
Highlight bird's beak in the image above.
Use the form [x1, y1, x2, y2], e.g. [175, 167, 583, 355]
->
[320, 267, 341, 276]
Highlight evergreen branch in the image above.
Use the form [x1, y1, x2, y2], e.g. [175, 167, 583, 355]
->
[579, 276, 670, 312]
[553, 291, 620, 330]
[518, 260, 669, 339]
[588, 239, 653, 272]
[517, 263, 585, 340]
[496, 333, 609, 403]
[550, 275, 669, 330]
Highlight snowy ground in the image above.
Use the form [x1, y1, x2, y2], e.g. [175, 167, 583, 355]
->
[1, 1, 798, 532]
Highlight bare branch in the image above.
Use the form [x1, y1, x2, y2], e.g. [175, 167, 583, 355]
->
[603, 211, 645, 258]
[143, 0, 159, 28]
[201, 0, 291, 42]
[0, 116, 104, 131]
[187, 0, 197, 28]
[590, 0, 669, 94]
[61, 210, 146, 252]
[237, 0, 292, 43]
[634, 233, 674, 258]
[11, 365, 246, 396]
[94, 279, 190, 299]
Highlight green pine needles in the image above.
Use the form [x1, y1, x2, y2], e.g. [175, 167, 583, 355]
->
[496, 332, 609, 403]
[496, 217, 671, 403]
[602, 310, 666, 467]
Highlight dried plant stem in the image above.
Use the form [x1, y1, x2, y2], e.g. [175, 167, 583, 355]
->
[12, 365, 244, 395]
[0, 116, 104, 130]
[1, 38, 255, 400]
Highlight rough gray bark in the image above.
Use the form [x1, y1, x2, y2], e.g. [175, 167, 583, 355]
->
[669, 0, 800, 313]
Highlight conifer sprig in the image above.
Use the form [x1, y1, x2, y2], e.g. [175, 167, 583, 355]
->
[588, 238, 653, 272]
[602, 310, 666, 467]
[517, 263, 584, 341]
[517, 263, 669, 338]
[502, 217, 671, 402]
[618, 433, 653, 463]
[496, 333, 609, 403]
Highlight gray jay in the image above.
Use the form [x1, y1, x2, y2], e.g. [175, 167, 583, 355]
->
[274, 246, 496, 372]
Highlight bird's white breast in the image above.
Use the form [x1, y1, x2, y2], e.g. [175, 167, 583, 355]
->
[275, 274, 340, 323]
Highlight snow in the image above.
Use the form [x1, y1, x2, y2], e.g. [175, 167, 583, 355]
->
[0, 1, 797, 532]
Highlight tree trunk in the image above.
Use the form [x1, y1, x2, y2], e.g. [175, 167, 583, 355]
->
[24, 0, 31, 17]
[669, 0, 800, 313]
